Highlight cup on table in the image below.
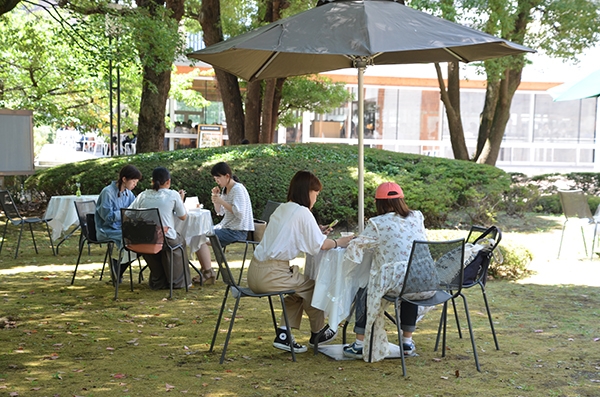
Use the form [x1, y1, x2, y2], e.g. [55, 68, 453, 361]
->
[340, 232, 354, 238]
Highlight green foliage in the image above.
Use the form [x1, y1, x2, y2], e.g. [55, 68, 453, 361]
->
[278, 75, 354, 127]
[491, 240, 533, 280]
[26, 144, 510, 229]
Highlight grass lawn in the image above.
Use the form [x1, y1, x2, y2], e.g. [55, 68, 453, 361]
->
[0, 213, 599, 396]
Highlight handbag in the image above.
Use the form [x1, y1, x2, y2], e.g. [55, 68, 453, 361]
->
[253, 219, 267, 242]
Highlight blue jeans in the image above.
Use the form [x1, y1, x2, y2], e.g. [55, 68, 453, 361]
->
[214, 228, 248, 246]
[354, 288, 418, 334]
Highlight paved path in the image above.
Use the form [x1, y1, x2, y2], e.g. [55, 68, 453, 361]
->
[511, 226, 600, 287]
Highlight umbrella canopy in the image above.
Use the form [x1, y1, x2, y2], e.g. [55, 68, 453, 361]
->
[188, 0, 535, 230]
[548, 69, 600, 102]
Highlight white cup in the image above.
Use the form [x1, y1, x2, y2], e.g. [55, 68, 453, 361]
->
[340, 232, 355, 237]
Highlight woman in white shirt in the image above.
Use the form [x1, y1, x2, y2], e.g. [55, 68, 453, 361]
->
[195, 162, 254, 285]
[247, 171, 354, 354]
[129, 167, 190, 290]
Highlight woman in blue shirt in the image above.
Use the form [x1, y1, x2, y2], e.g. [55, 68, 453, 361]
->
[95, 164, 142, 281]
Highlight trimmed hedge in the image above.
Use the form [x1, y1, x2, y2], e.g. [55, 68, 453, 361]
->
[26, 143, 510, 229]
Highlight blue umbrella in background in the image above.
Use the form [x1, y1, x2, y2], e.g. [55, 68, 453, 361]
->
[548, 69, 600, 101]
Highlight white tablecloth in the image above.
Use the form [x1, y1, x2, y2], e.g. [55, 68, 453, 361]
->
[175, 208, 214, 253]
[307, 249, 372, 332]
[44, 195, 99, 240]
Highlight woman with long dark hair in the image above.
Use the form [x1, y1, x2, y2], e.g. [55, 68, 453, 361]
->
[95, 164, 142, 282]
[247, 171, 355, 353]
[195, 161, 254, 284]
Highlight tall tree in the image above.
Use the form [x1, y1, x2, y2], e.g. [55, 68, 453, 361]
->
[133, 0, 186, 152]
[413, 0, 600, 165]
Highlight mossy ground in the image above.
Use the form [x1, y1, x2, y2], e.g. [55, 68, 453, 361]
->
[0, 214, 598, 397]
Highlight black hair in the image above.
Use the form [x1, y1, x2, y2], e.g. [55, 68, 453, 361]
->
[151, 167, 171, 191]
[116, 165, 142, 196]
[211, 162, 240, 193]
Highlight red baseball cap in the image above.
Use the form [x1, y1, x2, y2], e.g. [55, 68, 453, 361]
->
[375, 182, 404, 199]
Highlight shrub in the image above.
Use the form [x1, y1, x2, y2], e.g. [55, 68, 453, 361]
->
[26, 143, 509, 229]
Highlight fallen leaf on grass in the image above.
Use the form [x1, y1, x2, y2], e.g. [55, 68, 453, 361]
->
[9, 392, 18, 396]
[432, 358, 441, 362]
[30, 387, 41, 391]
[165, 383, 175, 391]
[106, 347, 115, 351]
[440, 376, 448, 380]
[127, 338, 139, 344]
[534, 329, 543, 333]
[113, 373, 126, 379]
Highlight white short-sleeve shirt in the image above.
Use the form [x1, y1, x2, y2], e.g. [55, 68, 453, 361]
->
[129, 188, 186, 239]
[253, 202, 326, 262]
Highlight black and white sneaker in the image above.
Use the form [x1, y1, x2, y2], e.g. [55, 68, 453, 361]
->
[402, 340, 418, 357]
[273, 328, 307, 353]
[308, 325, 338, 348]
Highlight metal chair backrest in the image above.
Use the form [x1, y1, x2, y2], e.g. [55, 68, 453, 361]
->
[73, 200, 97, 241]
[400, 238, 465, 298]
[0, 190, 22, 220]
[208, 234, 238, 288]
[463, 226, 502, 285]
[120, 208, 165, 255]
[558, 189, 593, 220]
[260, 200, 282, 222]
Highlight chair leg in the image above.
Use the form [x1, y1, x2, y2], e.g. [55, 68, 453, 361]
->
[71, 236, 87, 285]
[219, 295, 242, 364]
[480, 283, 500, 350]
[180, 247, 189, 293]
[210, 287, 230, 353]
[459, 293, 481, 372]
[394, 300, 407, 377]
[580, 225, 588, 257]
[44, 221, 55, 256]
[0, 221, 8, 254]
[267, 296, 278, 334]
[169, 250, 174, 299]
[14, 222, 25, 259]
[450, 295, 463, 339]
[28, 223, 38, 254]
[557, 223, 567, 258]
[590, 224, 599, 260]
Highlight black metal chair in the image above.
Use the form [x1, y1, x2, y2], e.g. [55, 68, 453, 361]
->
[208, 234, 297, 364]
[448, 225, 502, 350]
[0, 189, 55, 259]
[70, 200, 115, 285]
[370, 238, 480, 375]
[226, 200, 283, 284]
[118, 208, 191, 300]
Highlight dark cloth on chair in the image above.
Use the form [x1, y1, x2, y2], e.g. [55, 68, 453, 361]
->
[353, 287, 418, 334]
[143, 232, 190, 290]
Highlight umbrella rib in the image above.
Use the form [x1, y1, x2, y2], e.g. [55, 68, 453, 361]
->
[443, 47, 468, 62]
[252, 52, 280, 81]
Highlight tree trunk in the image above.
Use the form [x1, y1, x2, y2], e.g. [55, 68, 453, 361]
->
[270, 78, 285, 142]
[436, 62, 469, 160]
[135, 0, 184, 153]
[245, 80, 262, 143]
[199, 0, 245, 144]
[260, 80, 276, 143]
[477, 67, 522, 165]
[137, 66, 171, 152]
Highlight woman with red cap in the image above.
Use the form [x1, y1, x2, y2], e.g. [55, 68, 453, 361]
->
[342, 182, 428, 362]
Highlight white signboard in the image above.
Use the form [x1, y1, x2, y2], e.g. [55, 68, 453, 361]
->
[0, 109, 34, 175]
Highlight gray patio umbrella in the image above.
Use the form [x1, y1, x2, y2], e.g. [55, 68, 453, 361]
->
[188, 0, 534, 231]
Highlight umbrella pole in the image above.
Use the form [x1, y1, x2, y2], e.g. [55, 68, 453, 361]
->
[357, 61, 366, 233]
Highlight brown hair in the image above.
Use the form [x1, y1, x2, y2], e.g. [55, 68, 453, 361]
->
[375, 197, 412, 217]
[287, 171, 322, 208]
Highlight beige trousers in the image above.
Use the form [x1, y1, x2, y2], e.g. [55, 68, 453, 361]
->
[247, 257, 324, 333]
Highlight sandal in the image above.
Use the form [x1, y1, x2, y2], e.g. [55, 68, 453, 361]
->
[201, 268, 217, 285]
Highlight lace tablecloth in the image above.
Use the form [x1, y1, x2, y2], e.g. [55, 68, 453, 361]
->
[44, 195, 99, 240]
[307, 249, 372, 332]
